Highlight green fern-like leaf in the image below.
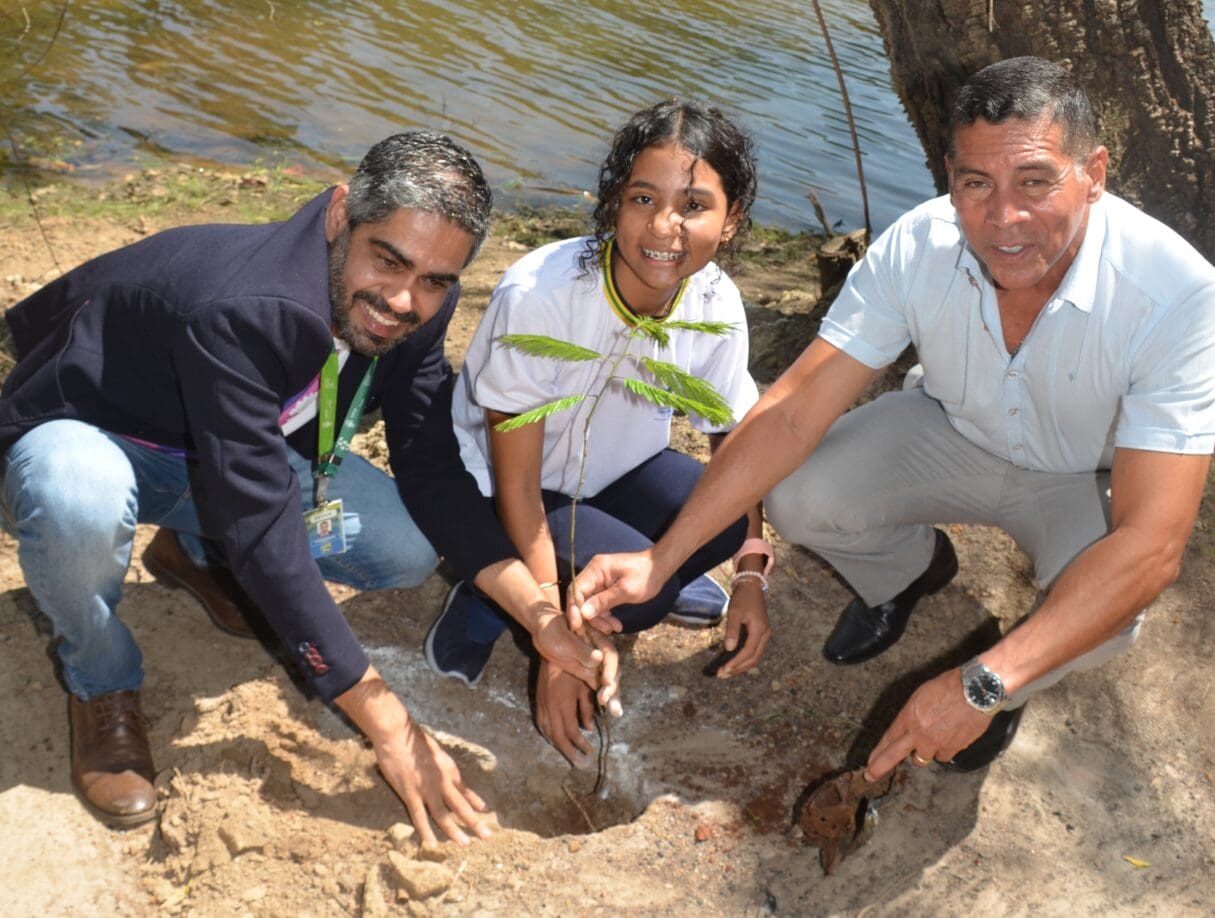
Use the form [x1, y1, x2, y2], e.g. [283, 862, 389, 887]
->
[662, 319, 736, 337]
[627, 318, 736, 348]
[496, 334, 601, 362]
[620, 378, 735, 428]
[628, 319, 670, 348]
[493, 395, 587, 431]
[638, 357, 733, 418]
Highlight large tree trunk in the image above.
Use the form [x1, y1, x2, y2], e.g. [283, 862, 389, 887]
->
[868, 0, 1215, 259]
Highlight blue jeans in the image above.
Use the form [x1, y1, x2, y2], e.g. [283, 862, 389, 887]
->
[465, 448, 748, 644]
[1, 419, 437, 700]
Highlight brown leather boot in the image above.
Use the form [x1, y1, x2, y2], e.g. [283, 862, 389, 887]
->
[142, 528, 257, 638]
[69, 690, 158, 827]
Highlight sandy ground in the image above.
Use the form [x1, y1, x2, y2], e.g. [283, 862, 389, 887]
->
[0, 172, 1212, 916]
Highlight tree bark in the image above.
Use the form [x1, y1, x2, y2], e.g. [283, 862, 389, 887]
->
[868, 0, 1215, 259]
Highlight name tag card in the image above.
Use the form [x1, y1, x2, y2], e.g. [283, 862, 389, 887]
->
[305, 499, 347, 558]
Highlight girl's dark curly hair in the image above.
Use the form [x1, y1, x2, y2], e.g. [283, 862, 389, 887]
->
[580, 99, 758, 271]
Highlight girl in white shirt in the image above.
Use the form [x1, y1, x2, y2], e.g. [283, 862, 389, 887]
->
[429, 100, 774, 765]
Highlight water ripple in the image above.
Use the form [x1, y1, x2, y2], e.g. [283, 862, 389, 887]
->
[2, 0, 1058, 230]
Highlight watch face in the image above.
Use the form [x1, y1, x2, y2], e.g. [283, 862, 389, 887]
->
[966, 669, 1003, 708]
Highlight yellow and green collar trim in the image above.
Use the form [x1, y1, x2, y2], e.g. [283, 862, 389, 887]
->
[600, 238, 689, 327]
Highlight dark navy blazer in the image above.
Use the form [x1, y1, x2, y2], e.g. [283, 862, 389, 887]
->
[0, 190, 513, 701]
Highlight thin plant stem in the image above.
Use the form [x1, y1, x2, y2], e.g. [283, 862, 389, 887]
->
[591, 706, 609, 795]
[565, 335, 641, 797]
[567, 338, 639, 586]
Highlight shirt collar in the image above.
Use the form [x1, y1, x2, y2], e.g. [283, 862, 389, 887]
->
[600, 238, 688, 327]
[1051, 195, 1106, 314]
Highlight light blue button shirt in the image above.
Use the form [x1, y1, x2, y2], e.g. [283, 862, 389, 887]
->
[820, 194, 1215, 473]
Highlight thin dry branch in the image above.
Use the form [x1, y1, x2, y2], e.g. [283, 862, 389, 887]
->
[2, 0, 70, 275]
[811, 0, 871, 238]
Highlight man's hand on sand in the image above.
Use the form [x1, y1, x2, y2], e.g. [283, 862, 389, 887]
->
[336, 666, 493, 845]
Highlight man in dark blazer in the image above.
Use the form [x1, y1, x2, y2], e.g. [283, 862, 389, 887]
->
[0, 132, 615, 842]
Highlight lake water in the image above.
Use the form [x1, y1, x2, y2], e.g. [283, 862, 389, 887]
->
[4, 1, 1214, 234]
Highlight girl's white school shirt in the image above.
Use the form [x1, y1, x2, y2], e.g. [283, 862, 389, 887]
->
[452, 236, 758, 499]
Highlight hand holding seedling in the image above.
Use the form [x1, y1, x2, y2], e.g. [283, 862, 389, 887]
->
[532, 602, 621, 710]
[571, 547, 668, 624]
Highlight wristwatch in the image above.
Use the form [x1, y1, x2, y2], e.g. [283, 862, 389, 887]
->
[960, 657, 1007, 714]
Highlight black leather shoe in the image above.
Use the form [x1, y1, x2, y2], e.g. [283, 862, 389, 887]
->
[822, 528, 958, 665]
[946, 705, 1024, 772]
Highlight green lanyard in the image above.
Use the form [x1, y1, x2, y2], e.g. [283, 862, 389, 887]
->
[314, 349, 378, 504]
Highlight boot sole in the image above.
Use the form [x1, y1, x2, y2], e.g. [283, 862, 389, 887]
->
[73, 783, 160, 829]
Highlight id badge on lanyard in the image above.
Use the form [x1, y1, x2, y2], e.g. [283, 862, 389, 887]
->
[307, 349, 377, 559]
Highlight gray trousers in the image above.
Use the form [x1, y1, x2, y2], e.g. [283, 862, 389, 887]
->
[766, 384, 1141, 707]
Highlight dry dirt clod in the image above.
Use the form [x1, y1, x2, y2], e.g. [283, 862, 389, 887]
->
[189, 824, 232, 875]
[362, 864, 388, 917]
[292, 780, 321, 809]
[416, 840, 451, 863]
[386, 850, 454, 899]
[194, 695, 227, 714]
[387, 822, 417, 853]
[218, 811, 272, 856]
[159, 814, 189, 854]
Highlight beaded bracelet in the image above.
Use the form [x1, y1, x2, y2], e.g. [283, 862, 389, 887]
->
[730, 570, 769, 593]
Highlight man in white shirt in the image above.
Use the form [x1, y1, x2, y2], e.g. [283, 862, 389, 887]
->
[572, 57, 1215, 776]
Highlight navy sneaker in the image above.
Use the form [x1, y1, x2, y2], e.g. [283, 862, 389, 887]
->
[424, 582, 494, 686]
[667, 574, 729, 627]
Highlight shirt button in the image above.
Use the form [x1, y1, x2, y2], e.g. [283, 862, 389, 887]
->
[1008, 408, 1019, 416]
[1013, 443, 1023, 451]
[1007, 370, 1018, 379]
